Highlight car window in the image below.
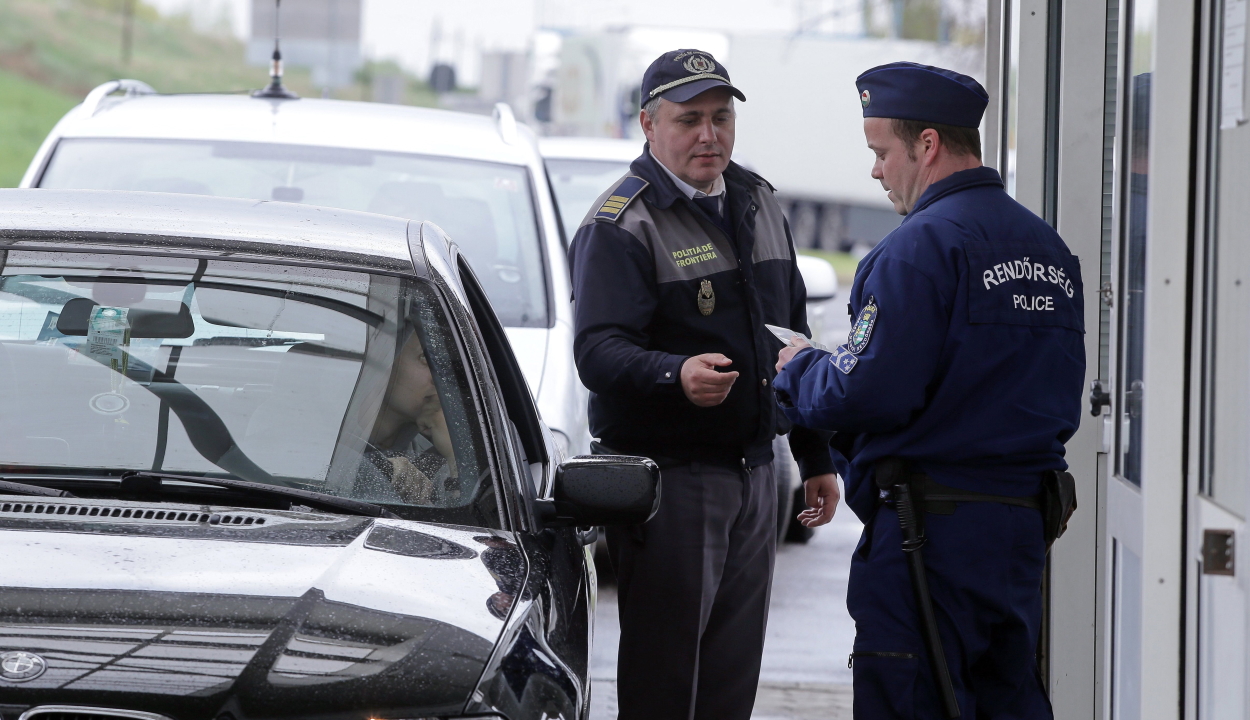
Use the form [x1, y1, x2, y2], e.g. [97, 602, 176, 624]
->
[545, 158, 633, 238]
[0, 251, 499, 527]
[39, 138, 548, 328]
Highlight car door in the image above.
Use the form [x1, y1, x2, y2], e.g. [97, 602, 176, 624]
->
[455, 250, 593, 719]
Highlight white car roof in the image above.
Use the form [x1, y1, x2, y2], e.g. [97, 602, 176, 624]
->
[49, 94, 537, 168]
[538, 136, 643, 163]
[0, 189, 418, 272]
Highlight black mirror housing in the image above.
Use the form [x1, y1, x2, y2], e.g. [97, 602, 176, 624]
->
[538, 455, 660, 528]
[57, 298, 195, 339]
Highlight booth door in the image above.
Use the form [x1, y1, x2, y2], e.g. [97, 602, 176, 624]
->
[1195, 0, 1250, 715]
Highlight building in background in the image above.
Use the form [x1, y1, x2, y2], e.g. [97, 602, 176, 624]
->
[247, 0, 362, 92]
[519, 0, 983, 254]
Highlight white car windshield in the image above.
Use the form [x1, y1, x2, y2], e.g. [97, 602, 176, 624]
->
[0, 250, 500, 527]
[39, 138, 549, 328]
[545, 158, 632, 239]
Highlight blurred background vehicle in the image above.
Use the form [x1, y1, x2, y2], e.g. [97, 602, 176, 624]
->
[21, 83, 593, 461]
[540, 136, 644, 238]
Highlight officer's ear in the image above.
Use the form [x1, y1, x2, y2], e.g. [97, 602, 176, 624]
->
[919, 128, 942, 166]
[640, 109, 655, 143]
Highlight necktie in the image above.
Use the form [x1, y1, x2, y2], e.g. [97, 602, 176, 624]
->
[692, 195, 722, 221]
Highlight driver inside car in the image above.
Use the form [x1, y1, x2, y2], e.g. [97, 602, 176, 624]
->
[362, 331, 457, 504]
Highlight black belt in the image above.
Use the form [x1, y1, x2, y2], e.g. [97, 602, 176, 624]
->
[590, 441, 756, 472]
[880, 473, 1041, 515]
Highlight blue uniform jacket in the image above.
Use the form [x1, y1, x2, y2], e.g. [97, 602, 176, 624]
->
[773, 167, 1085, 521]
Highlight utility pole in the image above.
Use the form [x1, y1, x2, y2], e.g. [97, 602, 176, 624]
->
[121, 0, 135, 64]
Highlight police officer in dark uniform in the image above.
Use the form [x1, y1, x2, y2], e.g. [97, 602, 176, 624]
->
[773, 63, 1085, 719]
[568, 49, 839, 720]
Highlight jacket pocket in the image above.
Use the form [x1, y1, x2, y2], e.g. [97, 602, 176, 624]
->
[849, 651, 920, 719]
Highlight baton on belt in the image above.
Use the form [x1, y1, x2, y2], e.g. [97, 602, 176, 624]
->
[877, 460, 961, 719]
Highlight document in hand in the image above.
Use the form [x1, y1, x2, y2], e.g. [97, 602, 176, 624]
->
[765, 324, 829, 351]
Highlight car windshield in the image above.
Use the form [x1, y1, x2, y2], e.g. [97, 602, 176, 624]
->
[0, 250, 500, 527]
[39, 138, 548, 328]
[545, 158, 632, 239]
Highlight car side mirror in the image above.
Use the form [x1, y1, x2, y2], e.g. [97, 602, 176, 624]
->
[796, 255, 838, 302]
[537, 455, 660, 528]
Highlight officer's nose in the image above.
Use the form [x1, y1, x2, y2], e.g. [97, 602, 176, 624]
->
[697, 119, 719, 145]
[871, 159, 885, 181]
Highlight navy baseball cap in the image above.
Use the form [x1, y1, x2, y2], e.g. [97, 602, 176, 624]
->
[856, 62, 988, 128]
[642, 49, 746, 104]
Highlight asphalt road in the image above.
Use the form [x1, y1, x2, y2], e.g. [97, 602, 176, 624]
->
[588, 494, 864, 720]
[587, 289, 859, 720]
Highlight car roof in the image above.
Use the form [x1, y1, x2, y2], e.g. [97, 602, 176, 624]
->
[54, 94, 536, 168]
[0, 189, 427, 273]
[538, 136, 644, 163]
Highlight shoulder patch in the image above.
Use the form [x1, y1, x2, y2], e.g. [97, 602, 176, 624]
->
[830, 345, 858, 374]
[594, 176, 649, 222]
[846, 296, 878, 354]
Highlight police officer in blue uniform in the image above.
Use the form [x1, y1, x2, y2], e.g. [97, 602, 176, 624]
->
[773, 63, 1085, 719]
[569, 50, 839, 720]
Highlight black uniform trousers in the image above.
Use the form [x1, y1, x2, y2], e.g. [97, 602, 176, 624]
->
[606, 461, 777, 720]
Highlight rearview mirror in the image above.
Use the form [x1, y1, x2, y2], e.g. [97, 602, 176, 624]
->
[56, 297, 195, 339]
[538, 455, 660, 528]
[797, 255, 839, 302]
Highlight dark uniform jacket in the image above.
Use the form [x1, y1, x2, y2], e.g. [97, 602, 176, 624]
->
[773, 167, 1086, 521]
[568, 148, 835, 479]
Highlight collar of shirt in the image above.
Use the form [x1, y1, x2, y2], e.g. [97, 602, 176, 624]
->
[649, 149, 725, 212]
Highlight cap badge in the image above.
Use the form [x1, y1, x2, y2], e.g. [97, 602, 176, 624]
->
[683, 54, 716, 74]
[697, 279, 716, 316]
[860, 89, 871, 108]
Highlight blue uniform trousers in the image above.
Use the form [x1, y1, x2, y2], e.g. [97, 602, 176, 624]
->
[848, 501, 1052, 720]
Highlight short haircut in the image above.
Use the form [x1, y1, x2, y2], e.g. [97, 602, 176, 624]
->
[642, 95, 663, 118]
[891, 118, 982, 161]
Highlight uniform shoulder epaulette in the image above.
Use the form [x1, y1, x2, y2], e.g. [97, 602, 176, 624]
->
[594, 176, 649, 222]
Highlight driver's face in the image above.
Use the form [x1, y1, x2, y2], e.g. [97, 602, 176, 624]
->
[387, 336, 436, 418]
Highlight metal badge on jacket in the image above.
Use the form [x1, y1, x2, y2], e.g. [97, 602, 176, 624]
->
[698, 279, 716, 316]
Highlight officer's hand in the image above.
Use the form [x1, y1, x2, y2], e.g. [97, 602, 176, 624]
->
[681, 353, 739, 407]
[798, 473, 839, 527]
[775, 336, 811, 373]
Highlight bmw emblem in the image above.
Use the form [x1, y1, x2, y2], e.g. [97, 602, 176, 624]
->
[0, 651, 47, 682]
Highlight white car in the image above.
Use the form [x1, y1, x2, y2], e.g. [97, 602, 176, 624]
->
[22, 80, 591, 459]
[539, 136, 839, 542]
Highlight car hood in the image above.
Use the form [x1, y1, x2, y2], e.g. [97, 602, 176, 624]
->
[0, 499, 526, 720]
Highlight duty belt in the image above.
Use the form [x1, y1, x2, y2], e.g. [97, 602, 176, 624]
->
[879, 474, 1042, 515]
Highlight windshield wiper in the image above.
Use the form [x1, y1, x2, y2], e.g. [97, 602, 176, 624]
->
[0, 479, 76, 498]
[120, 471, 395, 518]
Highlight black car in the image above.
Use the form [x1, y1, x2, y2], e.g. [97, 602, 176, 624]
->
[0, 190, 657, 720]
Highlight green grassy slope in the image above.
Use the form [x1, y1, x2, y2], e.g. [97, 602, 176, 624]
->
[0, 69, 76, 187]
[0, 0, 317, 97]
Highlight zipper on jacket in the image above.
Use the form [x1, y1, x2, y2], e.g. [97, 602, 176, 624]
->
[848, 651, 920, 668]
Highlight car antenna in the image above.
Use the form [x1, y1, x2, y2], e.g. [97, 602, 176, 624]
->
[252, 0, 299, 99]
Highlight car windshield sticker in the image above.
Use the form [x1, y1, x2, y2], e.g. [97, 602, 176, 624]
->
[846, 296, 878, 354]
[830, 345, 859, 374]
[85, 307, 130, 372]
